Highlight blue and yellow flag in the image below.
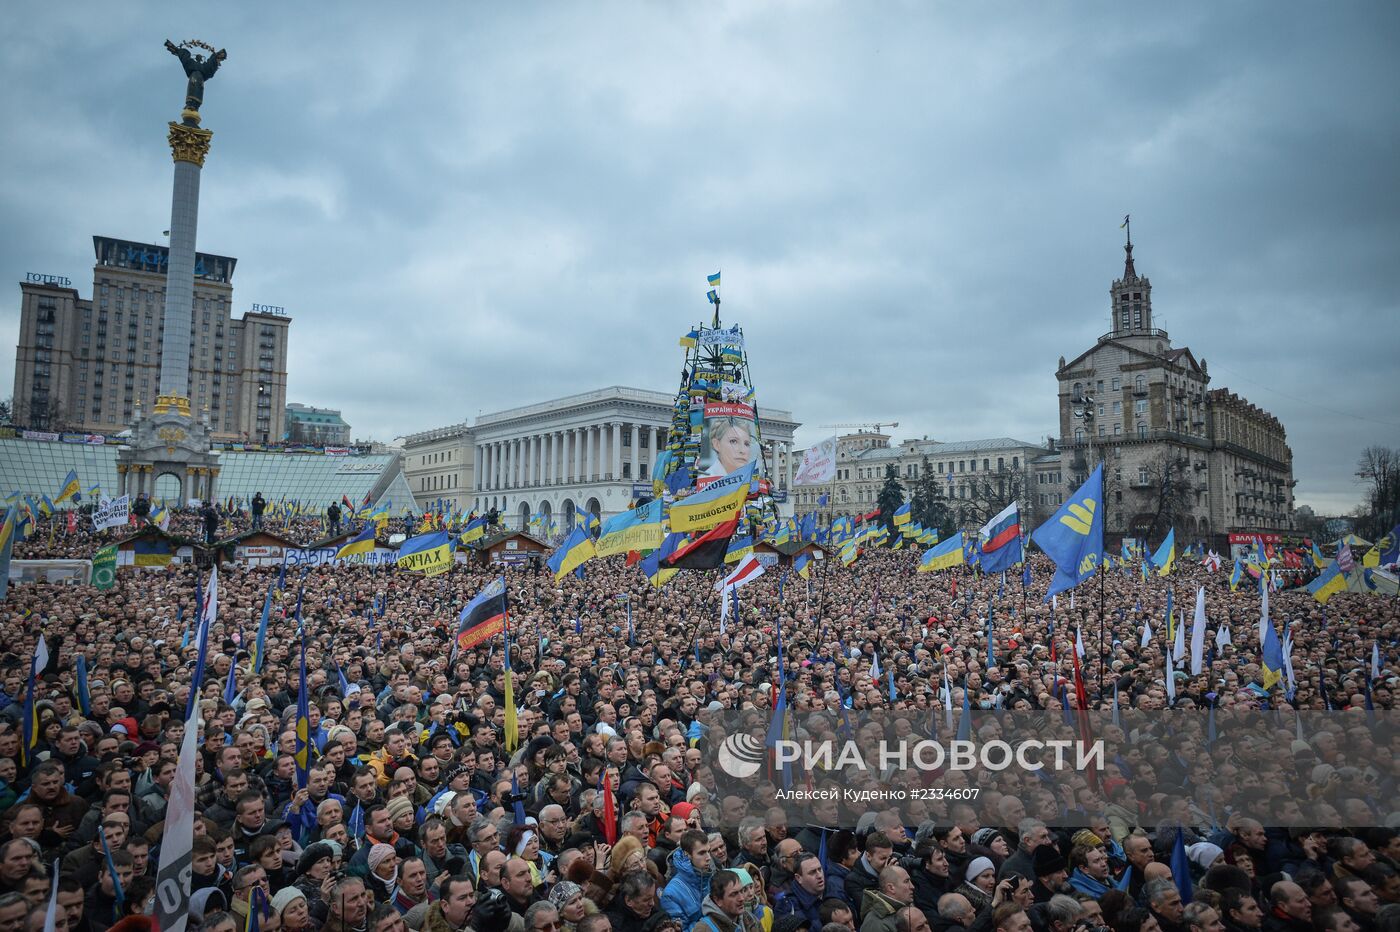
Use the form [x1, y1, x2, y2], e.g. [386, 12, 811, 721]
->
[503, 621, 518, 753]
[707, 271, 721, 289]
[396, 531, 454, 576]
[294, 628, 311, 788]
[892, 503, 911, 527]
[679, 329, 699, 348]
[1152, 529, 1176, 576]
[252, 587, 272, 674]
[19, 634, 46, 767]
[1305, 560, 1348, 604]
[1229, 558, 1244, 591]
[640, 532, 682, 589]
[670, 461, 755, 533]
[336, 523, 377, 560]
[547, 526, 595, 581]
[460, 516, 487, 544]
[920, 533, 966, 573]
[0, 507, 15, 602]
[1311, 541, 1328, 569]
[1364, 525, 1399, 568]
[578, 510, 601, 537]
[724, 534, 754, 564]
[1260, 615, 1285, 690]
[795, 553, 811, 579]
[595, 500, 665, 557]
[1030, 464, 1104, 601]
[55, 470, 80, 505]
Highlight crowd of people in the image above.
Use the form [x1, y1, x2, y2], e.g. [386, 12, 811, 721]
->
[1, 517, 1397, 932]
[10, 500, 431, 561]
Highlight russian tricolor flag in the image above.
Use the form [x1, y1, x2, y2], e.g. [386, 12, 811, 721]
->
[978, 502, 1023, 573]
[981, 502, 1021, 552]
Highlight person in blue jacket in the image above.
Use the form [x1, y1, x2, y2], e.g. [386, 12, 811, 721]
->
[661, 831, 716, 930]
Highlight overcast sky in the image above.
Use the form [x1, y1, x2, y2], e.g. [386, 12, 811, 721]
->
[2, 3, 1397, 515]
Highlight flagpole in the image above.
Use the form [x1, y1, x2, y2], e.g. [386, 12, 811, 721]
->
[1098, 549, 1106, 697]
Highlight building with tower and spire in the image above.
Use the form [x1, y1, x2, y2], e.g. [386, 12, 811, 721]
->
[1045, 220, 1296, 544]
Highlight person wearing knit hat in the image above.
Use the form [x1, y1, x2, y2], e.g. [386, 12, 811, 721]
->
[295, 842, 335, 880]
[271, 887, 312, 932]
[973, 828, 1011, 859]
[366, 843, 399, 904]
[1187, 842, 1224, 872]
[549, 880, 597, 932]
[670, 802, 698, 828]
[386, 795, 416, 833]
[959, 857, 997, 913]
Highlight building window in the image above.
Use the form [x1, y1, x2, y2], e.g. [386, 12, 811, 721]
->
[1114, 423, 1122, 436]
[1074, 428, 1084, 443]
[1139, 466, 1150, 485]
[622, 463, 631, 478]
[1135, 399, 1148, 416]
[1111, 377, 1120, 391]
[1138, 424, 1148, 439]
[1073, 381, 1083, 399]
[1135, 375, 1145, 392]
[1012, 457, 1018, 469]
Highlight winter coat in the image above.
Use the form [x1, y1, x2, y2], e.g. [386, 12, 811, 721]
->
[660, 848, 711, 932]
[845, 856, 881, 920]
[859, 889, 909, 932]
[773, 881, 824, 931]
[691, 895, 764, 932]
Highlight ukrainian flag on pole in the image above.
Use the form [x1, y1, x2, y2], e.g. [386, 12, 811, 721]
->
[1305, 560, 1348, 604]
[919, 533, 966, 573]
[396, 531, 454, 576]
[55, 470, 80, 506]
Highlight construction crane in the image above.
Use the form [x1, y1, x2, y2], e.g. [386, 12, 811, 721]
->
[820, 421, 900, 435]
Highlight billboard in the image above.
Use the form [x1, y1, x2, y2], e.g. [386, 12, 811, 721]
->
[696, 401, 765, 490]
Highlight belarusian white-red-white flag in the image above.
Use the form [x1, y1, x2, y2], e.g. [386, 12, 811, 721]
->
[717, 555, 765, 624]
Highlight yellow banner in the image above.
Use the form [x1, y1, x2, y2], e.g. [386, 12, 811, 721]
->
[398, 543, 453, 576]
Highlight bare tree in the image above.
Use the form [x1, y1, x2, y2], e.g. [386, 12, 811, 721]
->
[1355, 446, 1400, 538]
[959, 469, 1031, 529]
[1126, 449, 1196, 541]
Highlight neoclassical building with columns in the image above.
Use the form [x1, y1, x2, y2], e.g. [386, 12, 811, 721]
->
[400, 386, 799, 531]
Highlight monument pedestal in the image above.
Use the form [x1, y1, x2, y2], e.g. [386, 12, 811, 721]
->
[116, 395, 220, 504]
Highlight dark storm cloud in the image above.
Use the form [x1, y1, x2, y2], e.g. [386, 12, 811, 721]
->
[2, 3, 1396, 514]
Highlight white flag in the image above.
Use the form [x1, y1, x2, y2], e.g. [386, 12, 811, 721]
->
[153, 673, 202, 932]
[1173, 606, 1186, 662]
[1141, 619, 1153, 649]
[1216, 625, 1232, 648]
[1075, 628, 1086, 659]
[32, 635, 49, 678]
[1190, 587, 1206, 676]
[793, 436, 838, 486]
[42, 859, 58, 932]
[943, 670, 954, 729]
[1373, 643, 1382, 680]
[1165, 641, 1176, 704]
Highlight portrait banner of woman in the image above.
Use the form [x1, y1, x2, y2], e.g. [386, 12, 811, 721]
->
[697, 402, 765, 490]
